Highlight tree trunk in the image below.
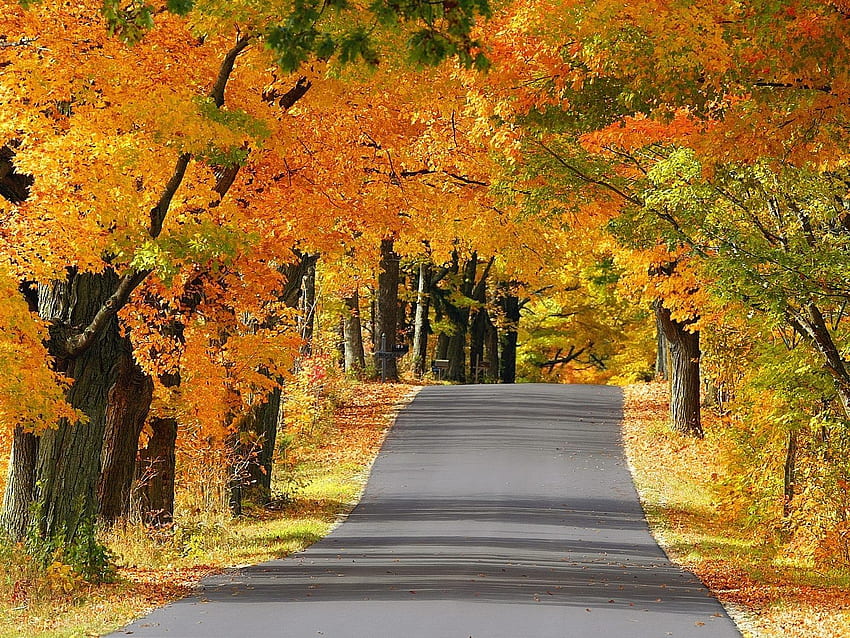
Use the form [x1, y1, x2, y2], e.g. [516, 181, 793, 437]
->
[97, 347, 154, 524]
[373, 238, 400, 381]
[484, 311, 499, 382]
[239, 388, 282, 507]
[655, 302, 702, 437]
[1, 428, 39, 540]
[343, 290, 366, 374]
[498, 288, 520, 384]
[787, 301, 850, 420]
[655, 311, 670, 381]
[29, 271, 125, 543]
[412, 262, 431, 377]
[446, 254, 477, 383]
[299, 257, 317, 356]
[468, 257, 494, 383]
[136, 416, 178, 527]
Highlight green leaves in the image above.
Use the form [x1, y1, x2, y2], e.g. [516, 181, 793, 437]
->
[101, 0, 155, 45]
[265, 0, 491, 72]
[166, 0, 194, 15]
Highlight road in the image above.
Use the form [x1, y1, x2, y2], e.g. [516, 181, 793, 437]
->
[113, 384, 740, 637]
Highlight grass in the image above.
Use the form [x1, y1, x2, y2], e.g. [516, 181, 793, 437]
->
[0, 382, 417, 638]
[622, 382, 850, 638]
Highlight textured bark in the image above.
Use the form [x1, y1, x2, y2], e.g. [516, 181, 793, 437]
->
[98, 348, 154, 523]
[136, 417, 178, 526]
[445, 254, 477, 383]
[28, 272, 125, 542]
[655, 311, 670, 381]
[498, 289, 521, 384]
[1, 428, 39, 539]
[655, 302, 702, 437]
[412, 262, 431, 377]
[278, 251, 318, 310]
[373, 239, 400, 381]
[343, 290, 366, 374]
[240, 388, 282, 506]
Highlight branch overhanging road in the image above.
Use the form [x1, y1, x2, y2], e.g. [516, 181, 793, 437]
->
[114, 384, 741, 637]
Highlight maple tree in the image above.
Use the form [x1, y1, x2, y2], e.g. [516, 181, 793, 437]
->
[4, 0, 850, 603]
[0, 0, 493, 549]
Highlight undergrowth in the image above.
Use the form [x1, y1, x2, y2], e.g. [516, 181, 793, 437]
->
[0, 382, 414, 638]
[623, 382, 850, 638]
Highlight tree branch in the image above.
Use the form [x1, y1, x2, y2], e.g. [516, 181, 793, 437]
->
[534, 140, 644, 206]
[210, 35, 252, 108]
[66, 268, 151, 356]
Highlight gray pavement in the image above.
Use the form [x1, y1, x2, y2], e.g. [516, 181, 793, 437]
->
[112, 383, 741, 637]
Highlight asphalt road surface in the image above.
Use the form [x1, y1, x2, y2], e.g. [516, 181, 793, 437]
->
[113, 384, 741, 637]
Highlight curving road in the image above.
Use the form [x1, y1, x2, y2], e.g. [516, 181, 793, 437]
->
[113, 384, 740, 637]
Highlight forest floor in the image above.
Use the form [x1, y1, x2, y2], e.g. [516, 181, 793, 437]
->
[623, 382, 850, 638]
[0, 382, 417, 638]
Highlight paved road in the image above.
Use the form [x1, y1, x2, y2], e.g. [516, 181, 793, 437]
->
[113, 384, 740, 637]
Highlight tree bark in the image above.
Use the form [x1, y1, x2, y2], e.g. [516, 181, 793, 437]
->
[136, 416, 178, 527]
[468, 257, 494, 383]
[343, 290, 366, 374]
[445, 254, 477, 383]
[28, 271, 126, 542]
[497, 287, 521, 384]
[373, 238, 400, 381]
[655, 311, 670, 381]
[655, 302, 702, 437]
[97, 347, 154, 524]
[240, 388, 282, 506]
[1, 428, 39, 539]
[412, 262, 431, 377]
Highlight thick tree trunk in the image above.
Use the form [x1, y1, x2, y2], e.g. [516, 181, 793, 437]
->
[468, 257, 494, 383]
[373, 238, 400, 381]
[136, 417, 178, 527]
[435, 332, 449, 360]
[97, 348, 154, 524]
[445, 254, 477, 383]
[343, 290, 366, 374]
[655, 302, 702, 437]
[498, 289, 520, 384]
[412, 262, 431, 377]
[1, 428, 39, 539]
[240, 388, 282, 506]
[469, 310, 487, 383]
[30, 271, 124, 542]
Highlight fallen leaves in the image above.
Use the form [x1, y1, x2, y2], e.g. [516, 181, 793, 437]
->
[623, 382, 850, 638]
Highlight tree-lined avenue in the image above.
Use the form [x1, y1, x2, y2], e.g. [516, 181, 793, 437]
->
[113, 384, 740, 637]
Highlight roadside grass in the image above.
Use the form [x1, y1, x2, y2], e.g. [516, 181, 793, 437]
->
[0, 382, 416, 638]
[623, 382, 850, 638]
